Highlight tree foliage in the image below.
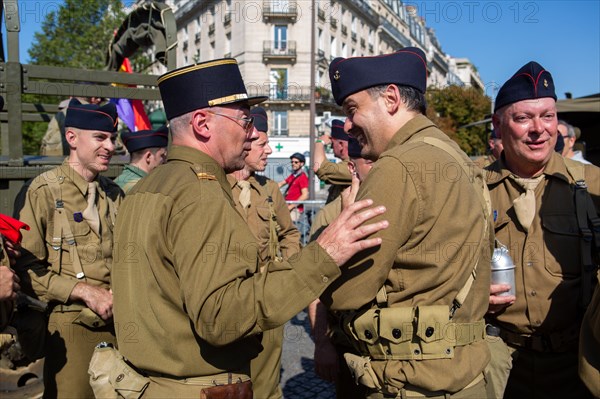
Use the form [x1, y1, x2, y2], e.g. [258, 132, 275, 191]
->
[28, 0, 127, 69]
[21, 0, 135, 154]
[426, 85, 492, 156]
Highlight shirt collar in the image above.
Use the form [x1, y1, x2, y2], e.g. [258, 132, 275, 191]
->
[485, 151, 572, 185]
[167, 145, 232, 201]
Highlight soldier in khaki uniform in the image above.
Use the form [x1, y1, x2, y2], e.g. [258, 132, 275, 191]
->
[309, 137, 372, 399]
[313, 119, 352, 203]
[485, 61, 599, 398]
[16, 99, 123, 398]
[111, 58, 388, 398]
[579, 276, 600, 397]
[473, 130, 503, 169]
[228, 106, 301, 399]
[320, 48, 492, 398]
[114, 126, 169, 193]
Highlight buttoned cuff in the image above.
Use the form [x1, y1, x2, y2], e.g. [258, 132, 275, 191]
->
[48, 276, 80, 304]
[289, 241, 340, 294]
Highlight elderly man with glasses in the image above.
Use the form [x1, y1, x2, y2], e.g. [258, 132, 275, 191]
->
[110, 58, 389, 398]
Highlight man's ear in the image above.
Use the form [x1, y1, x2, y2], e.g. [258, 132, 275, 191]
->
[492, 114, 502, 139]
[191, 109, 210, 140]
[65, 128, 78, 148]
[382, 84, 401, 114]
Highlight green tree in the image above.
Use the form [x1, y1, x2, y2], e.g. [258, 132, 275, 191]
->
[426, 85, 492, 156]
[21, 0, 129, 154]
[29, 0, 127, 69]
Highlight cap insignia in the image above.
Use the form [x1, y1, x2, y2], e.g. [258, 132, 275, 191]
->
[543, 79, 548, 88]
[333, 70, 340, 81]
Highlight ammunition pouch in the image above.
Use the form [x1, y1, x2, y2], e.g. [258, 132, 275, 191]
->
[343, 352, 382, 390]
[88, 344, 150, 399]
[342, 305, 485, 360]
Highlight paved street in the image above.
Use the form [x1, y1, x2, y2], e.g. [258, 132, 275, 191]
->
[280, 310, 336, 399]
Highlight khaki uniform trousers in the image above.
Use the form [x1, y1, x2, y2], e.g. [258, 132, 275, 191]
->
[365, 374, 486, 399]
[44, 310, 116, 399]
[251, 325, 284, 399]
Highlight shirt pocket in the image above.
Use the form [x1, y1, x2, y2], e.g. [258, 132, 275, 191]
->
[541, 212, 581, 278]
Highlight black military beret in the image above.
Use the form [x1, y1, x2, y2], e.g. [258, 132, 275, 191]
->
[65, 98, 118, 132]
[290, 152, 305, 163]
[329, 48, 428, 106]
[158, 58, 267, 120]
[494, 61, 557, 113]
[331, 119, 349, 141]
[251, 106, 268, 133]
[122, 125, 169, 153]
[347, 137, 363, 158]
[554, 132, 565, 154]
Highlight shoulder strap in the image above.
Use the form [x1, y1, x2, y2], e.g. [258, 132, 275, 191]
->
[565, 161, 600, 309]
[266, 195, 282, 262]
[284, 173, 301, 197]
[420, 137, 492, 317]
[47, 178, 86, 280]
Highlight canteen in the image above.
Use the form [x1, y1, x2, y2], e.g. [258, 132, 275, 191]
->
[491, 246, 516, 297]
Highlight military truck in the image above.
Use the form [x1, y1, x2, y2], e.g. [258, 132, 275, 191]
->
[0, 1, 176, 395]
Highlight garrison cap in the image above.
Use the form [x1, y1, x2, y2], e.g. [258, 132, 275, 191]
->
[250, 107, 268, 133]
[290, 152, 306, 163]
[329, 48, 428, 105]
[157, 58, 267, 120]
[122, 125, 169, 153]
[65, 98, 118, 132]
[331, 119, 350, 141]
[347, 137, 363, 158]
[494, 61, 557, 113]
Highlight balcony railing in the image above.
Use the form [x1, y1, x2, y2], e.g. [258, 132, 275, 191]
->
[341, 25, 348, 36]
[330, 18, 337, 29]
[182, 40, 188, 51]
[223, 12, 231, 26]
[351, 32, 357, 42]
[262, 40, 297, 63]
[208, 23, 215, 36]
[195, 32, 201, 43]
[247, 85, 336, 104]
[262, 1, 298, 21]
[360, 38, 366, 48]
[318, 8, 325, 21]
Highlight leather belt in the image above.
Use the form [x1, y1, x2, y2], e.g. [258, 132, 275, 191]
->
[494, 325, 580, 353]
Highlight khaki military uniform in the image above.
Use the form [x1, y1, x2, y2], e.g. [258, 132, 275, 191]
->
[16, 161, 123, 398]
[0, 239, 15, 338]
[316, 160, 352, 203]
[114, 164, 147, 194]
[112, 146, 339, 397]
[309, 196, 342, 241]
[228, 174, 301, 399]
[321, 115, 492, 397]
[579, 274, 600, 397]
[485, 153, 599, 398]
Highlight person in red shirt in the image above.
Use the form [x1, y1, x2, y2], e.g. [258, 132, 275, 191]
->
[279, 152, 309, 221]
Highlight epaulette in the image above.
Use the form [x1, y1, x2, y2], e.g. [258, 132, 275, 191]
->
[196, 172, 217, 181]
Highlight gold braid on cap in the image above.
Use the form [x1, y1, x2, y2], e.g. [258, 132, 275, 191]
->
[157, 59, 238, 84]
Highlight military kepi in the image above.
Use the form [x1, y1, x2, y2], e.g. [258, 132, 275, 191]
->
[331, 119, 349, 141]
[65, 98, 118, 132]
[329, 48, 427, 105]
[158, 58, 267, 119]
[122, 125, 169, 153]
[494, 61, 556, 112]
[250, 107, 268, 133]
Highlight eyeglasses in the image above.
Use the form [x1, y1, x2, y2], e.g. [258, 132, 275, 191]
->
[291, 160, 301, 164]
[207, 111, 254, 132]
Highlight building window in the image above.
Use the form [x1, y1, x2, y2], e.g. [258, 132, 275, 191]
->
[342, 43, 347, 57]
[225, 33, 231, 57]
[351, 15, 357, 33]
[273, 111, 288, 136]
[330, 36, 337, 57]
[318, 28, 323, 49]
[274, 25, 287, 51]
[270, 69, 288, 99]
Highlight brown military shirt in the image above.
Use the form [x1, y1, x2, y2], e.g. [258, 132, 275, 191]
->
[579, 274, 600, 396]
[228, 174, 300, 263]
[309, 196, 342, 240]
[112, 146, 339, 378]
[321, 115, 492, 393]
[16, 162, 123, 303]
[316, 159, 352, 185]
[485, 153, 600, 335]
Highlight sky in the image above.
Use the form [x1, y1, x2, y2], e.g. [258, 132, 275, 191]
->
[3, 0, 600, 101]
